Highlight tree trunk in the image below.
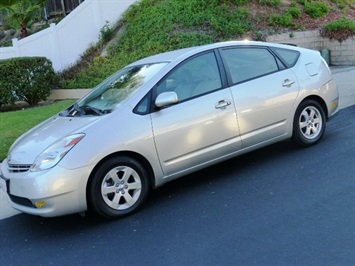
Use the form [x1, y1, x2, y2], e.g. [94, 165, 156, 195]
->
[20, 22, 28, 38]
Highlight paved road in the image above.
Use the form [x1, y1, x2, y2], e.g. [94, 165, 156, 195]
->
[0, 103, 354, 264]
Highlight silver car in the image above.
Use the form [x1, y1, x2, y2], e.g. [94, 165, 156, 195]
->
[0, 41, 339, 218]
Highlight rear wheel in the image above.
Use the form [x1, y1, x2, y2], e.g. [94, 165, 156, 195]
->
[88, 156, 149, 219]
[293, 99, 326, 147]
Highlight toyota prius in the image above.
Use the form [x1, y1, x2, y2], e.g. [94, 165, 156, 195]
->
[0, 41, 339, 218]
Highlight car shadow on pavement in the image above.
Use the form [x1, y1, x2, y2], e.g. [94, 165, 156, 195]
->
[1, 140, 296, 230]
[1, 106, 352, 234]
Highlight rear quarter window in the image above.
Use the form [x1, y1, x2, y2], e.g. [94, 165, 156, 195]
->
[221, 47, 279, 84]
[271, 47, 300, 68]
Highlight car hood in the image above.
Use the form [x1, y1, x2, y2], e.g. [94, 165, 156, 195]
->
[8, 115, 100, 165]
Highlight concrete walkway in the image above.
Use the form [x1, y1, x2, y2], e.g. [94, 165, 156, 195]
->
[1, 67, 354, 220]
[331, 66, 355, 109]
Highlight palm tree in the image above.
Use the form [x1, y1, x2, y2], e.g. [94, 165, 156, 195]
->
[0, 0, 47, 38]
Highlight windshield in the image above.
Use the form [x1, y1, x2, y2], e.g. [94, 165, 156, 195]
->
[70, 62, 167, 115]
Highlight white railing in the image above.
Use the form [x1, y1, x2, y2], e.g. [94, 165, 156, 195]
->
[0, 0, 137, 72]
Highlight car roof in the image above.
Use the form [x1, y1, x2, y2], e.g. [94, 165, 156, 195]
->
[128, 46, 198, 66]
[128, 41, 301, 66]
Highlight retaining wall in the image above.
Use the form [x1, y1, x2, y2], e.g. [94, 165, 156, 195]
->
[266, 30, 355, 66]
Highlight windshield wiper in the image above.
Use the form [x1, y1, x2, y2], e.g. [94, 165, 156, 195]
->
[80, 105, 105, 116]
[60, 103, 81, 117]
[63, 103, 107, 117]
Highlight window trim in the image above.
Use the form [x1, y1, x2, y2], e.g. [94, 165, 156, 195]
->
[148, 49, 228, 113]
[219, 46, 286, 87]
[269, 47, 300, 68]
[133, 90, 152, 115]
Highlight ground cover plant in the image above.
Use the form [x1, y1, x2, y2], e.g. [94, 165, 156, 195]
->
[58, 0, 355, 89]
[0, 99, 75, 160]
[59, 0, 253, 89]
[322, 16, 355, 41]
[304, 1, 330, 18]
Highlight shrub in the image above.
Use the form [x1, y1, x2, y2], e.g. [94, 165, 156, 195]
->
[259, 0, 281, 6]
[0, 80, 17, 107]
[233, 0, 251, 4]
[0, 57, 57, 106]
[324, 16, 355, 32]
[268, 14, 294, 27]
[287, 6, 302, 18]
[331, 0, 355, 9]
[322, 16, 355, 42]
[99, 21, 114, 45]
[298, 0, 307, 5]
[305, 1, 330, 18]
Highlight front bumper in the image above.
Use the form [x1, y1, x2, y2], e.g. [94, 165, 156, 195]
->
[0, 159, 94, 217]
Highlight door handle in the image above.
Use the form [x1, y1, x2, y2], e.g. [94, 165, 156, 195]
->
[215, 100, 231, 109]
[282, 79, 295, 87]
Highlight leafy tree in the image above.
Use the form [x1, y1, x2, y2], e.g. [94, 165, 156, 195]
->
[0, 0, 47, 38]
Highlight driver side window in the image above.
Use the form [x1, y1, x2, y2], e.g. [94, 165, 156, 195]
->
[156, 52, 222, 102]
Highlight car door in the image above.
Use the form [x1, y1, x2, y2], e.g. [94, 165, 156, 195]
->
[220, 47, 300, 147]
[150, 51, 242, 176]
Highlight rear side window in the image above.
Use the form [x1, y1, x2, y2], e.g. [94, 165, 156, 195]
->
[221, 48, 279, 84]
[271, 47, 300, 68]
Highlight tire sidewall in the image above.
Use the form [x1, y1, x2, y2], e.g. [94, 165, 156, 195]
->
[88, 156, 149, 219]
[293, 100, 326, 147]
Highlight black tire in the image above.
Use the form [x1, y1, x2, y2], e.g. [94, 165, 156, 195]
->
[88, 156, 149, 219]
[292, 99, 326, 147]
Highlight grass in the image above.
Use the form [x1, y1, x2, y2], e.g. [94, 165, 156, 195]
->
[0, 100, 75, 160]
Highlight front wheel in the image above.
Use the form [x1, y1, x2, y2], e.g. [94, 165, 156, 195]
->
[293, 100, 326, 147]
[88, 156, 150, 219]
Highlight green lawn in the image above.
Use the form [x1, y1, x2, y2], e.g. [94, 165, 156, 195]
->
[0, 100, 76, 161]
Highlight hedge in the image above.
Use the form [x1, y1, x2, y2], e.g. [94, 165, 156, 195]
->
[0, 57, 57, 107]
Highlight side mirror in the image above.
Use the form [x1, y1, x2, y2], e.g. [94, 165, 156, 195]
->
[155, 92, 178, 108]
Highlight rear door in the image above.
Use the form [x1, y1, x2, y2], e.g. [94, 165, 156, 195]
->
[150, 51, 242, 176]
[220, 47, 300, 147]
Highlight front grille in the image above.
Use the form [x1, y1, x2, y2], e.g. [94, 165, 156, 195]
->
[8, 164, 32, 173]
[9, 194, 34, 208]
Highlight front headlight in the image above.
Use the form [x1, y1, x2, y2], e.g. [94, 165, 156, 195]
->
[31, 133, 85, 172]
